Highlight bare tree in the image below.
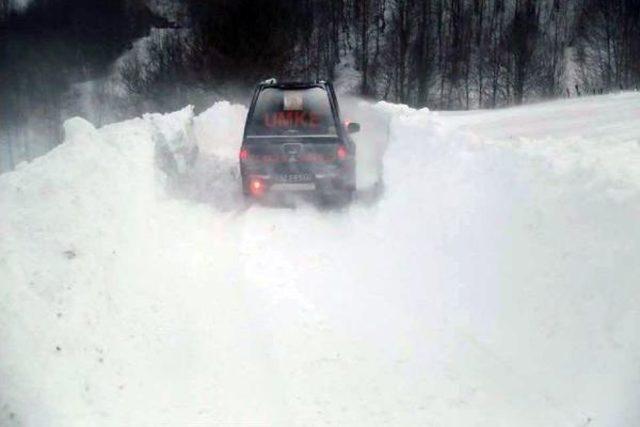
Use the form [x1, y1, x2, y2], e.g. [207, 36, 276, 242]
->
[509, 0, 539, 104]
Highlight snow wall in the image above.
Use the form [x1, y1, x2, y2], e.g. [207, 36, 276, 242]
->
[1, 95, 639, 426]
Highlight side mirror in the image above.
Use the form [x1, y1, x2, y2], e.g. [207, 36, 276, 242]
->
[347, 122, 361, 134]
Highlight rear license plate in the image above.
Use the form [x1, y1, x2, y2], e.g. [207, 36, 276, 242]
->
[271, 183, 316, 191]
[277, 173, 314, 183]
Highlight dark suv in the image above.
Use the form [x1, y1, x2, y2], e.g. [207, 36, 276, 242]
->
[240, 79, 360, 200]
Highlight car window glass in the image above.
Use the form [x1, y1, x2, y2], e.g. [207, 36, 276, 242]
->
[247, 87, 337, 137]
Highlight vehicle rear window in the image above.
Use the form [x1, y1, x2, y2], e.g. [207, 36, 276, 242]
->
[247, 87, 337, 137]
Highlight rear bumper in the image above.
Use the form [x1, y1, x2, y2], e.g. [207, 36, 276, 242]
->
[241, 167, 354, 195]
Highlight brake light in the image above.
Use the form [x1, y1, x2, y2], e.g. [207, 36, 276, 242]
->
[249, 177, 265, 197]
[337, 145, 348, 161]
[240, 148, 249, 161]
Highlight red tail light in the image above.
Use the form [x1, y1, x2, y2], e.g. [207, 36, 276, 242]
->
[240, 148, 249, 161]
[249, 177, 265, 197]
[337, 145, 348, 161]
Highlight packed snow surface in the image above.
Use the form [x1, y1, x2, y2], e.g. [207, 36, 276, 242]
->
[1, 93, 639, 426]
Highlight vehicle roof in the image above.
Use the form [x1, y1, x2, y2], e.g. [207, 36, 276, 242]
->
[257, 79, 331, 90]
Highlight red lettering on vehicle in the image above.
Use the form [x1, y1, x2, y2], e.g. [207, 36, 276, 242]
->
[309, 113, 319, 127]
[264, 113, 276, 128]
[263, 112, 321, 128]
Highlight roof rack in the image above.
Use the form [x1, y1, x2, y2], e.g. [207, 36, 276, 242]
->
[261, 78, 277, 85]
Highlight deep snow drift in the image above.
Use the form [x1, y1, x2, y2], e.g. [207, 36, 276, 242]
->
[1, 93, 639, 426]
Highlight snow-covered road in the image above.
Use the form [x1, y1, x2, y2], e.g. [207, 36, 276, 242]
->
[1, 94, 639, 426]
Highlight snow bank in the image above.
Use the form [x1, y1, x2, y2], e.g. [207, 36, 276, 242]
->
[1, 94, 639, 426]
[193, 101, 247, 160]
[145, 106, 198, 175]
[0, 102, 254, 425]
[0, 115, 162, 425]
[369, 99, 640, 425]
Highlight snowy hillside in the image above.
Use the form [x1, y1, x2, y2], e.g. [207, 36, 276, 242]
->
[1, 93, 639, 426]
